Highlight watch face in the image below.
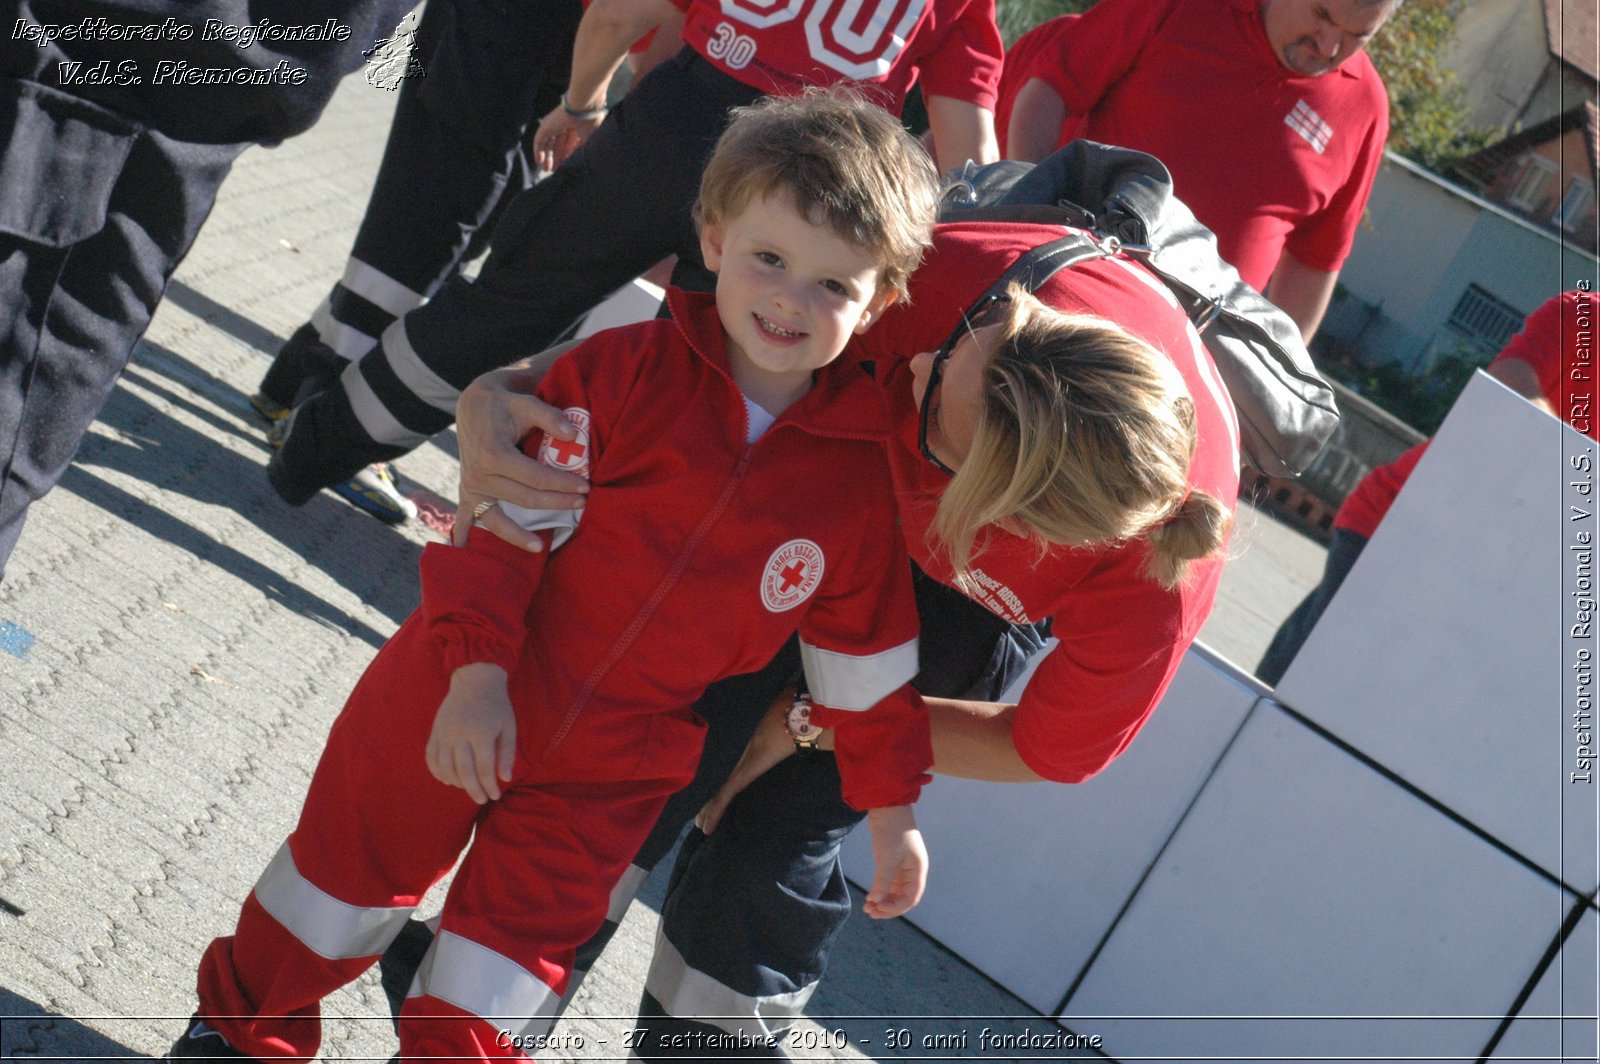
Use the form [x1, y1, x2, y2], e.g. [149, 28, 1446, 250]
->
[787, 701, 820, 740]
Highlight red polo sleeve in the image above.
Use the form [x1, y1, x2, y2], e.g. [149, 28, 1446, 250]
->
[914, 0, 1004, 111]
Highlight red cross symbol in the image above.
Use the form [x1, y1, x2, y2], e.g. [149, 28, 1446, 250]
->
[548, 435, 587, 465]
[779, 561, 808, 592]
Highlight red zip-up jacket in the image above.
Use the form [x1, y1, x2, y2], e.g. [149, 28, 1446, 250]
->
[418, 289, 931, 809]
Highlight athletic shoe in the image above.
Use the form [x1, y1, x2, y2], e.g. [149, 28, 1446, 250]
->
[263, 410, 414, 524]
[165, 1015, 255, 1060]
[250, 323, 350, 435]
[329, 463, 419, 525]
[247, 391, 291, 423]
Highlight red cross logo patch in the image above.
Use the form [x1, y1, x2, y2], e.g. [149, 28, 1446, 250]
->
[761, 539, 825, 613]
[537, 407, 593, 478]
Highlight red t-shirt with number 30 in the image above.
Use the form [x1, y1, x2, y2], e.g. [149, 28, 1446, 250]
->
[671, 0, 1002, 114]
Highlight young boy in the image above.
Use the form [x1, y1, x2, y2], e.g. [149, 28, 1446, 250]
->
[168, 88, 940, 1062]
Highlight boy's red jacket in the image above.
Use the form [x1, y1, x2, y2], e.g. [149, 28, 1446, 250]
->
[419, 288, 931, 809]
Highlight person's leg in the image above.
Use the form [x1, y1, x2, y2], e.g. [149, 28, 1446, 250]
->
[633, 572, 1051, 1060]
[1255, 527, 1369, 686]
[257, 0, 581, 415]
[191, 618, 483, 1058]
[397, 708, 705, 1059]
[268, 51, 762, 503]
[637, 755, 859, 1059]
[0, 109, 240, 576]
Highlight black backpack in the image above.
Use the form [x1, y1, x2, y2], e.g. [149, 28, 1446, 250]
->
[939, 140, 1339, 478]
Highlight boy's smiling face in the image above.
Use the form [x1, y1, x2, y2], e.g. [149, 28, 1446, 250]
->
[701, 190, 893, 413]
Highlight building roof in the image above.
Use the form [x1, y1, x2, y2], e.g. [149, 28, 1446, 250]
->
[1545, 0, 1599, 81]
[1452, 99, 1600, 189]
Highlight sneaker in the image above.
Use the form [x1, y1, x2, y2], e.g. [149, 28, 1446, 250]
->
[255, 323, 347, 420]
[247, 391, 292, 423]
[265, 414, 292, 449]
[165, 1015, 254, 1060]
[329, 463, 419, 525]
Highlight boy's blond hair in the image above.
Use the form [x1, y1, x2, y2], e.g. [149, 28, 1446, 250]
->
[931, 287, 1233, 591]
[695, 86, 939, 302]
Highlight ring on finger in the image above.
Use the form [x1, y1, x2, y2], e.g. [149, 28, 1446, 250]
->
[471, 499, 497, 520]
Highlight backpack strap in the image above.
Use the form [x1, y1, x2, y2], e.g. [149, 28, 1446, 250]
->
[940, 233, 1112, 360]
[975, 232, 1110, 305]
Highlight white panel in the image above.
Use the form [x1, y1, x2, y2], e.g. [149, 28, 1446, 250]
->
[575, 279, 666, 338]
[1492, 905, 1600, 1060]
[843, 652, 1260, 1013]
[1276, 373, 1596, 892]
[1062, 704, 1572, 1062]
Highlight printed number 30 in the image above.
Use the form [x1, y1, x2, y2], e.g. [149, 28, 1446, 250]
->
[706, 22, 758, 69]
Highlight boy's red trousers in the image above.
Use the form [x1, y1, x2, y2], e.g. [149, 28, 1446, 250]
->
[195, 618, 705, 1060]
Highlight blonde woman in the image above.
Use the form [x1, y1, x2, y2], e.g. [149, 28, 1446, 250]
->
[385, 219, 1240, 1053]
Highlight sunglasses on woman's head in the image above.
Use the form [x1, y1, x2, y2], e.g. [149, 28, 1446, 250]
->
[918, 294, 1011, 476]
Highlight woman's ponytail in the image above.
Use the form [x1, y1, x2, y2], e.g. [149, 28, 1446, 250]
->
[1142, 488, 1233, 591]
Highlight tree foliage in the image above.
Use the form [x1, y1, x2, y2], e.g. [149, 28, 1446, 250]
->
[992, 0, 1496, 169]
[1363, 0, 1498, 168]
[995, 0, 1090, 44]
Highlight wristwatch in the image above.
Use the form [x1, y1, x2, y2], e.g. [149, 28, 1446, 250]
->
[785, 692, 824, 753]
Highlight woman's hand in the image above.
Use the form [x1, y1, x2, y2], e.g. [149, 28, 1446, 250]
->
[695, 690, 824, 835]
[427, 663, 517, 803]
[861, 805, 928, 919]
[455, 360, 589, 550]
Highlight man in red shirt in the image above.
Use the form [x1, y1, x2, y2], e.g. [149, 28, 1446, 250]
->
[1258, 289, 1597, 684]
[1003, 0, 1394, 341]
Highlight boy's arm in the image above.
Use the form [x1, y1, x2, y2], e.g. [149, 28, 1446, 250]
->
[418, 523, 554, 683]
[806, 684, 930, 809]
[418, 513, 554, 804]
[692, 694, 928, 919]
[862, 805, 927, 918]
[419, 347, 608, 775]
[796, 460, 931, 811]
[422, 349, 599, 674]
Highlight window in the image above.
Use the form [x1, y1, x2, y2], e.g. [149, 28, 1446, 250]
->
[1445, 285, 1525, 352]
[1553, 176, 1594, 231]
[1508, 154, 1558, 209]
[1422, 286, 1527, 371]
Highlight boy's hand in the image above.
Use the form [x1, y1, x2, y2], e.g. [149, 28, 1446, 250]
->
[427, 663, 517, 804]
[862, 805, 927, 919]
[695, 692, 810, 835]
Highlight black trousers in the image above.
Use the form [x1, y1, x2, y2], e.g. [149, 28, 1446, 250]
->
[258, 0, 583, 408]
[1256, 527, 1369, 686]
[0, 77, 242, 574]
[271, 48, 763, 503]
